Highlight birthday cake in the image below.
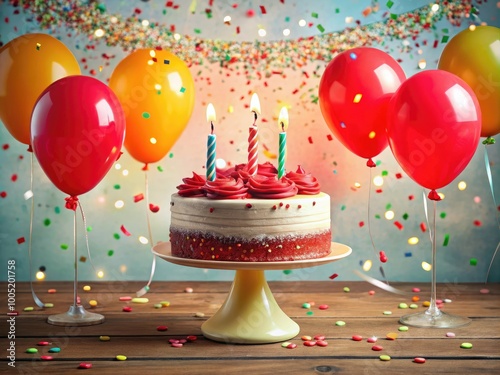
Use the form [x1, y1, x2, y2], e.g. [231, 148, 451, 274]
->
[169, 163, 332, 262]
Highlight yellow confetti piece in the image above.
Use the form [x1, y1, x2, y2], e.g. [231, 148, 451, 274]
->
[263, 149, 277, 159]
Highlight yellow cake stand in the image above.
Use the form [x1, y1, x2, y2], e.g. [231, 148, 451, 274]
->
[152, 242, 351, 344]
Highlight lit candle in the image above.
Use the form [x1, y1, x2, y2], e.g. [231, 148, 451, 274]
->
[277, 107, 289, 179]
[206, 103, 216, 181]
[248, 93, 261, 175]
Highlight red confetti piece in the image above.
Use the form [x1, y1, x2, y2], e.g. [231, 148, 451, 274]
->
[379, 251, 388, 263]
[394, 221, 403, 230]
[149, 204, 160, 213]
[395, 173, 402, 179]
[327, 134, 333, 141]
[420, 222, 427, 232]
[79, 363, 92, 369]
[17, 237, 25, 244]
[0, 191, 7, 198]
[408, 195, 414, 200]
[157, 325, 168, 331]
[134, 193, 144, 202]
[166, 1, 173, 7]
[329, 273, 338, 280]
[473, 220, 481, 226]
[259, 5, 267, 14]
[11, 174, 17, 182]
[352, 335, 363, 341]
[308, 136, 313, 144]
[359, 221, 365, 227]
[2, 144, 9, 150]
[375, 189, 383, 193]
[120, 225, 132, 236]
[236, 26, 240, 34]
[122, 306, 132, 312]
[318, 304, 329, 310]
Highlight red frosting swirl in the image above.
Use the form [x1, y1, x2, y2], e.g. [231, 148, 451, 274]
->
[247, 175, 298, 199]
[226, 162, 278, 183]
[204, 176, 248, 199]
[285, 165, 321, 195]
[176, 172, 206, 197]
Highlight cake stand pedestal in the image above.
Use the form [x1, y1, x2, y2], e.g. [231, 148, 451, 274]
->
[152, 242, 351, 344]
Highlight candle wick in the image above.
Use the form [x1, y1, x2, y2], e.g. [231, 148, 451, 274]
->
[210, 122, 214, 134]
[252, 111, 258, 126]
[281, 122, 285, 132]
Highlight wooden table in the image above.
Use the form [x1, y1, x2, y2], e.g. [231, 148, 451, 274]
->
[1, 281, 499, 374]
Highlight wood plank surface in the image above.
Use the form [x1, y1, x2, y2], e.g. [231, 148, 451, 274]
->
[1, 282, 499, 374]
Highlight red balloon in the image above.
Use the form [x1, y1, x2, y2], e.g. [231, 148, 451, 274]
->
[387, 70, 481, 192]
[319, 47, 406, 162]
[31, 76, 125, 197]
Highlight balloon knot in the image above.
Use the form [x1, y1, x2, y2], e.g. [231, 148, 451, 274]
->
[482, 136, 495, 145]
[366, 158, 376, 168]
[427, 190, 442, 201]
[142, 163, 149, 171]
[27, 145, 33, 153]
[64, 196, 79, 211]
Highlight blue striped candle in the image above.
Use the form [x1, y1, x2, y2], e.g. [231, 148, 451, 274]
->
[206, 104, 216, 181]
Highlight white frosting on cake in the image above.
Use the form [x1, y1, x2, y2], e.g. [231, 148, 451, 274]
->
[170, 192, 331, 239]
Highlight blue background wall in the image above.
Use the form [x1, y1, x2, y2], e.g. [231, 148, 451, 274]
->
[0, 0, 499, 284]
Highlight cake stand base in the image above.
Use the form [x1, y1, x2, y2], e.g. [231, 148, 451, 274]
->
[47, 305, 105, 326]
[202, 269, 299, 344]
[153, 242, 351, 344]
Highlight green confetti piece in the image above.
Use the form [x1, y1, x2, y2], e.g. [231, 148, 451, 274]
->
[317, 24, 325, 33]
[54, 206, 61, 214]
[385, 203, 392, 210]
[302, 302, 311, 308]
[306, 311, 314, 316]
[402, 213, 409, 220]
[340, 205, 346, 211]
[157, 166, 164, 172]
[180, 87, 186, 93]
[108, 250, 114, 256]
[376, 160, 382, 166]
[375, 214, 381, 219]
[283, 269, 292, 275]
[381, 170, 388, 176]
[390, 13, 397, 20]
[113, 184, 121, 189]
[113, 233, 120, 240]
[470, 258, 477, 266]
[335, 8, 340, 13]
[194, 28, 201, 34]
[142, 112, 150, 119]
[440, 212, 447, 219]
[443, 233, 450, 246]
[44, 218, 51, 226]
[60, 244, 69, 250]
[387, 0, 394, 8]
[335, 320, 346, 326]
[169, 152, 174, 158]
[441, 35, 449, 43]
[86, 226, 92, 232]
[442, 28, 449, 34]
[96, 3, 106, 13]
[285, 16, 290, 22]
[311, 12, 318, 18]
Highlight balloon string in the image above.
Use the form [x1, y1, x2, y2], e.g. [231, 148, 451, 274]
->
[367, 167, 389, 284]
[78, 201, 98, 275]
[136, 169, 157, 297]
[422, 191, 433, 243]
[28, 152, 45, 308]
[483, 145, 500, 284]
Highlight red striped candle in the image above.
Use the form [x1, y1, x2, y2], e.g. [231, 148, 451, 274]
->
[248, 93, 261, 175]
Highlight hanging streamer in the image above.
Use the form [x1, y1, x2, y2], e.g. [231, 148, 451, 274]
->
[136, 169, 157, 297]
[483, 145, 500, 283]
[28, 152, 45, 308]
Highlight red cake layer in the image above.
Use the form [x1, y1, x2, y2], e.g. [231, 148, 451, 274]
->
[170, 229, 332, 262]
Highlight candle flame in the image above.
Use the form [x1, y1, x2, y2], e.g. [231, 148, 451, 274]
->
[278, 107, 289, 132]
[250, 93, 261, 115]
[206, 103, 216, 122]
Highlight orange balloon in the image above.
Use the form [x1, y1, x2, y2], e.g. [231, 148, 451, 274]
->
[438, 26, 500, 137]
[0, 33, 81, 145]
[109, 49, 195, 164]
